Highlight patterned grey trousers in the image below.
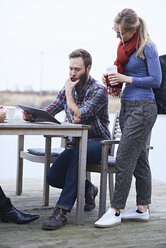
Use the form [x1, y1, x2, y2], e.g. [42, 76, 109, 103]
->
[111, 100, 158, 210]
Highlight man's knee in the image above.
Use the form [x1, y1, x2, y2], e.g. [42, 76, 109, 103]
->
[46, 170, 55, 186]
[87, 141, 102, 164]
[46, 169, 64, 188]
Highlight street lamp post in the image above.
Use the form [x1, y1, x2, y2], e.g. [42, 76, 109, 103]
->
[40, 51, 44, 96]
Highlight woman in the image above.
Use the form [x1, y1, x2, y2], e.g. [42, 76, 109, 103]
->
[95, 8, 162, 228]
[0, 106, 39, 224]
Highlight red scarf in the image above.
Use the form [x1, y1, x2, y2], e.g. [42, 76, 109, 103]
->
[107, 31, 139, 97]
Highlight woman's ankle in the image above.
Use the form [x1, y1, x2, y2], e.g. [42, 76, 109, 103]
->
[111, 207, 120, 214]
[137, 205, 148, 213]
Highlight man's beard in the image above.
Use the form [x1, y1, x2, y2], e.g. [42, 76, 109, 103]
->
[74, 70, 88, 91]
[71, 70, 88, 83]
[79, 70, 88, 83]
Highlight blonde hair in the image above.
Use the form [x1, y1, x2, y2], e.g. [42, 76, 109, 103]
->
[114, 8, 153, 58]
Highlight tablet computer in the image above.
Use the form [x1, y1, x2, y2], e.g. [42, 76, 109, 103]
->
[18, 104, 61, 124]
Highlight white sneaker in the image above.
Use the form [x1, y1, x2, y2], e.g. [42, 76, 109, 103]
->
[94, 208, 121, 228]
[121, 206, 149, 222]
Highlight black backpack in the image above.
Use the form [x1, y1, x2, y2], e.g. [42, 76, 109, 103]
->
[153, 55, 166, 114]
[144, 54, 166, 114]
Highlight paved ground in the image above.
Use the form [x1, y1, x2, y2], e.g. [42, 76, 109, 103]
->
[0, 174, 166, 248]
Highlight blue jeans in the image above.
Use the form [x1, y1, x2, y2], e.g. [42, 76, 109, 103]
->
[46, 140, 102, 211]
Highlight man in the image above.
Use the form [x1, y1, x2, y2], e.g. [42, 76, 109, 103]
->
[23, 49, 111, 230]
[0, 107, 39, 224]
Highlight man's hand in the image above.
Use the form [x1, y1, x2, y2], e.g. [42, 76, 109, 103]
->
[65, 77, 80, 92]
[22, 111, 34, 122]
[65, 77, 81, 124]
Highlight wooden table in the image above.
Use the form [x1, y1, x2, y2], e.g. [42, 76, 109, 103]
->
[0, 120, 90, 225]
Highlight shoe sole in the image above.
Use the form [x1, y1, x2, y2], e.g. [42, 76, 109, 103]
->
[1, 216, 39, 224]
[84, 205, 95, 211]
[94, 222, 121, 228]
[42, 220, 67, 230]
[122, 218, 149, 222]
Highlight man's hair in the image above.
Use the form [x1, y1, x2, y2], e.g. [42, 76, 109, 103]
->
[69, 49, 92, 69]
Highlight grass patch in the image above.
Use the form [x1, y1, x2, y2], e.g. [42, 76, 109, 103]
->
[0, 91, 120, 113]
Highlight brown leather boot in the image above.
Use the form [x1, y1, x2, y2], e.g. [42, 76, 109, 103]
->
[42, 207, 67, 230]
[84, 184, 98, 211]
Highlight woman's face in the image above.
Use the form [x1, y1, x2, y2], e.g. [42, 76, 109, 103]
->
[114, 24, 136, 42]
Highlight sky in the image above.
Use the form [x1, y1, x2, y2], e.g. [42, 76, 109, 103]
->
[0, 0, 166, 92]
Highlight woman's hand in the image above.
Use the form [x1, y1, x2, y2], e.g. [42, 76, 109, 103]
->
[102, 74, 108, 86]
[0, 106, 6, 123]
[108, 73, 132, 85]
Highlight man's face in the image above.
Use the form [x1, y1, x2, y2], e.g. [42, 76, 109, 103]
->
[69, 57, 89, 83]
